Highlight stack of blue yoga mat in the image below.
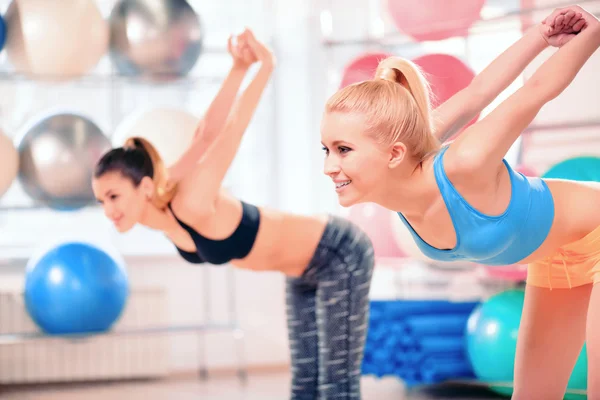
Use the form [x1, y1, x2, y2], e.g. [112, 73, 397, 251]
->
[362, 299, 480, 387]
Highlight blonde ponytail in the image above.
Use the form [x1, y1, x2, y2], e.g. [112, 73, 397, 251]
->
[375, 57, 433, 132]
[124, 137, 177, 209]
[327, 56, 440, 160]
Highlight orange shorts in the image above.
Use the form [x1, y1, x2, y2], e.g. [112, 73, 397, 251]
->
[527, 225, 600, 289]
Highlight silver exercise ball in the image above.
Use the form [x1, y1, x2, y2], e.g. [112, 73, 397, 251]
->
[109, 0, 204, 81]
[17, 113, 112, 211]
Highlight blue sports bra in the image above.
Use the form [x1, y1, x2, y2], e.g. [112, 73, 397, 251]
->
[168, 201, 260, 265]
[397, 146, 555, 266]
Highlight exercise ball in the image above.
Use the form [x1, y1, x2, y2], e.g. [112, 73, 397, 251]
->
[24, 241, 129, 335]
[17, 112, 112, 210]
[109, 0, 204, 81]
[565, 344, 588, 400]
[414, 54, 478, 139]
[5, 0, 108, 79]
[466, 289, 588, 397]
[341, 203, 406, 258]
[515, 164, 537, 177]
[0, 130, 19, 198]
[386, 0, 485, 42]
[466, 289, 525, 396]
[389, 212, 435, 262]
[542, 156, 600, 182]
[340, 52, 393, 88]
[112, 107, 200, 167]
[0, 14, 6, 51]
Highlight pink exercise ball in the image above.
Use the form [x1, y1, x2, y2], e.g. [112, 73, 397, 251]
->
[389, 212, 436, 262]
[340, 52, 393, 88]
[342, 203, 406, 259]
[386, 0, 485, 42]
[0, 130, 19, 198]
[515, 164, 538, 177]
[5, 0, 108, 79]
[414, 53, 478, 139]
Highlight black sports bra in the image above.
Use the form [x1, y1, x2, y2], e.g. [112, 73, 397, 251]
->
[168, 201, 260, 265]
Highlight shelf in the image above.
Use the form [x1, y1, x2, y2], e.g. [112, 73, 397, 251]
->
[0, 323, 242, 345]
[320, 0, 600, 48]
[0, 70, 226, 87]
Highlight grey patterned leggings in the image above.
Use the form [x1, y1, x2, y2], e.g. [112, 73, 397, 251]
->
[286, 216, 375, 399]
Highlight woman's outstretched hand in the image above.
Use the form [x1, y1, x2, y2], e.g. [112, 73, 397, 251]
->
[540, 5, 598, 47]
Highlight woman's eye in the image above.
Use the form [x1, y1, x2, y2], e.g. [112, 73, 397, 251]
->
[338, 146, 351, 153]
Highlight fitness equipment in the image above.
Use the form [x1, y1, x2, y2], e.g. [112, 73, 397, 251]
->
[386, 0, 485, 42]
[542, 156, 600, 182]
[24, 241, 129, 335]
[109, 0, 204, 81]
[0, 130, 19, 199]
[466, 289, 587, 397]
[4, 0, 108, 79]
[112, 107, 200, 167]
[339, 52, 393, 88]
[17, 112, 112, 210]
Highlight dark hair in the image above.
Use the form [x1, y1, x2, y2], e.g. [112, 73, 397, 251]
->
[94, 137, 176, 208]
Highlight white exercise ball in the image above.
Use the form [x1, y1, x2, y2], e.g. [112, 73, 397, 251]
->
[112, 108, 200, 167]
[0, 130, 19, 198]
[5, 0, 108, 79]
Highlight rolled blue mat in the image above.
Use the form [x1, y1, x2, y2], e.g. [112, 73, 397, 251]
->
[404, 314, 471, 336]
[395, 348, 423, 365]
[372, 349, 392, 363]
[420, 354, 475, 384]
[415, 336, 466, 355]
[366, 324, 387, 342]
[371, 300, 480, 319]
[402, 370, 422, 388]
[390, 320, 408, 335]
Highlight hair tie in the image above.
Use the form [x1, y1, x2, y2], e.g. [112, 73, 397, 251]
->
[377, 68, 398, 83]
[123, 138, 137, 150]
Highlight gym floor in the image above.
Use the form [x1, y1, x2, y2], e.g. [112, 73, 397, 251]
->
[0, 372, 504, 400]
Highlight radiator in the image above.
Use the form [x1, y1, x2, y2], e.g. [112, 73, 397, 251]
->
[0, 287, 170, 384]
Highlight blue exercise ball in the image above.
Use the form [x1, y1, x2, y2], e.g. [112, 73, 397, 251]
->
[0, 14, 6, 51]
[466, 289, 524, 396]
[466, 289, 588, 397]
[542, 156, 600, 182]
[24, 242, 129, 335]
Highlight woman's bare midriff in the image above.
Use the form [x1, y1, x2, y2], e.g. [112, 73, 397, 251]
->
[232, 207, 329, 276]
[169, 189, 329, 277]
[518, 179, 600, 264]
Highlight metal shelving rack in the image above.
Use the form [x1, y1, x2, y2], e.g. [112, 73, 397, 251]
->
[0, 0, 279, 386]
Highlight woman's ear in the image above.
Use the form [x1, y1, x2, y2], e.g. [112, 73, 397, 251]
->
[388, 141, 408, 169]
[139, 176, 155, 200]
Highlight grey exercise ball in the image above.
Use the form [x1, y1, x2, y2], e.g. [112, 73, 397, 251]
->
[17, 113, 112, 211]
[109, 0, 204, 80]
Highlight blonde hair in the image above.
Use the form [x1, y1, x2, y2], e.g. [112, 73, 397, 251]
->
[326, 56, 440, 160]
[124, 137, 177, 209]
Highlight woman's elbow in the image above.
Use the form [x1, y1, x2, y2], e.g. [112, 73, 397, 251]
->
[524, 76, 565, 104]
